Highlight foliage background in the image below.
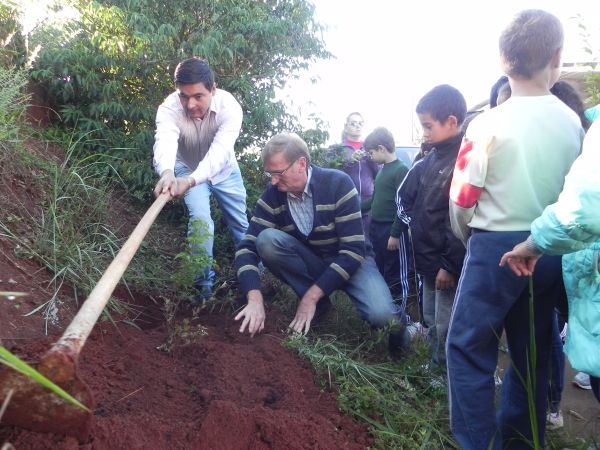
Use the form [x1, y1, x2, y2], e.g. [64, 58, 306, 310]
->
[21, 0, 331, 202]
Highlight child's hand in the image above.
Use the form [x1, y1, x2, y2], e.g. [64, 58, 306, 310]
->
[351, 149, 367, 160]
[387, 236, 400, 251]
[435, 268, 455, 290]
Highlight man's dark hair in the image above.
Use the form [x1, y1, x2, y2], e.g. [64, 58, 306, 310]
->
[174, 57, 215, 90]
[416, 84, 467, 125]
[364, 127, 395, 153]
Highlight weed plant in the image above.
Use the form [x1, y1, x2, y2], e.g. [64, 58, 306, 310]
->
[170, 219, 211, 298]
[0, 67, 28, 147]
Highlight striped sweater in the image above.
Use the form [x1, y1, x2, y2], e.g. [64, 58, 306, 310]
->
[235, 165, 366, 296]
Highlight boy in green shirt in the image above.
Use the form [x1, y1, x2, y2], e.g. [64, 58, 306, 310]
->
[363, 128, 410, 306]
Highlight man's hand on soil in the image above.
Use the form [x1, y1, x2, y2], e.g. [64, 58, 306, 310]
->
[235, 290, 265, 337]
[289, 297, 317, 335]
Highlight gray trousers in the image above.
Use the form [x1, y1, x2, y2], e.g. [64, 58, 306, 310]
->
[422, 274, 456, 367]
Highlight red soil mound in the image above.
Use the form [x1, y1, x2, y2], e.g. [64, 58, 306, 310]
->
[1, 292, 373, 449]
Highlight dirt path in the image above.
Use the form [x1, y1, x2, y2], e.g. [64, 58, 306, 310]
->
[557, 361, 599, 442]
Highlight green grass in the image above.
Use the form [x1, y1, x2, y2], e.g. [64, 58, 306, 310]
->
[284, 329, 457, 449]
[264, 284, 458, 449]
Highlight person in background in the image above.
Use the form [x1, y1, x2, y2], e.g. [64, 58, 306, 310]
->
[328, 112, 381, 244]
[396, 84, 467, 370]
[500, 118, 600, 404]
[153, 57, 248, 301]
[585, 103, 600, 123]
[550, 81, 592, 132]
[447, 10, 584, 449]
[233, 133, 410, 356]
[362, 127, 410, 303]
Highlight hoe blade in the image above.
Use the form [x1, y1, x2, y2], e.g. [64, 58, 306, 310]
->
[0, 350, 94, 442]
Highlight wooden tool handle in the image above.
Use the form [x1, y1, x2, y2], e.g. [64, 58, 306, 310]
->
[51, 193, 171, 356]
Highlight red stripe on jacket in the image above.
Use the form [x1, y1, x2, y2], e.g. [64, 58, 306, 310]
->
[450, 139, 483, 208]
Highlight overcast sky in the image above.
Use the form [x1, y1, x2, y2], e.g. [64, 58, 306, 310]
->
[280, 0, 599, 145]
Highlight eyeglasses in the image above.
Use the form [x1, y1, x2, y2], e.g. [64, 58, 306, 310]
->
[264, 158, 300, 178]
[348, 120, 364, 127]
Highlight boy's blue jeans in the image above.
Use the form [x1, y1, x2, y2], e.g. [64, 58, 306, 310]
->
[446, 231, 561, 450]
[175, 162, 248, 290]
[255, 228, 406, 328]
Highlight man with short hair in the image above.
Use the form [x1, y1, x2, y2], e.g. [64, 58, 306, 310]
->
[153, 57, 249, 299]
[234, 133, 409, 354]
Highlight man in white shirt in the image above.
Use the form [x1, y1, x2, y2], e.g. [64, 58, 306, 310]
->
[153, 57, 248, 300]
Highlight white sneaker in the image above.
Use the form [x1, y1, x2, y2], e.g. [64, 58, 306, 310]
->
[546, 410, 564, 430]
[406, 321, 424, 337]
[494, 368, 503, 387]
[573, 371, 592, 390]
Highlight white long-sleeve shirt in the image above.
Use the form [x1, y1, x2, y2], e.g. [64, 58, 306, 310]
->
[152, 88, 243, 185]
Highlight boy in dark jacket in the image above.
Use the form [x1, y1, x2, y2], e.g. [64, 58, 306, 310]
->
[396, 84, 467, 368]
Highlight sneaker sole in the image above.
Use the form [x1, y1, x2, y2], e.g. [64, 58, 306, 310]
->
[572, 380, 592, 390]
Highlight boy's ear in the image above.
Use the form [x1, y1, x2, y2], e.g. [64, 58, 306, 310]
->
[445, 115, 458, 129]
[550, 48, 563, 69]
[378, 145, 387, 152]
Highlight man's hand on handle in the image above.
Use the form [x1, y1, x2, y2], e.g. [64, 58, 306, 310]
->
[154, 169, 196, 198]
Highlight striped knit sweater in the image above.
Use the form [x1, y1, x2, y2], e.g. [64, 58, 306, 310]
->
[235, 165, 366, 296]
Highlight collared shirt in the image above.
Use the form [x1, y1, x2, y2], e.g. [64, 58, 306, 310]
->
[287, 167, 313, 236]
[152, 88, 243, 185]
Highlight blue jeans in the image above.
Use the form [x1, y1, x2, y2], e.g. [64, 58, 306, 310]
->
[423, 275, 456, 367]
[175, 162, 248, 289]
[255, 228, 405, 328]
[446, 231, 561, 450]
[548, 311, 565, 413]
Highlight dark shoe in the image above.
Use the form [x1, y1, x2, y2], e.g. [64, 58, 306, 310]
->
[190, 285, 213, 306]
[388, 327, 411, 359]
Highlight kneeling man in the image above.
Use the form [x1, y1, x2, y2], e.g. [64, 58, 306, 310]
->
[234, 133, 409, 354]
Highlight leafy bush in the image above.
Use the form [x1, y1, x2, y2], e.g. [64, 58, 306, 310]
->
[0, 0, 26, 67]
[29, 0, 332, 201]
